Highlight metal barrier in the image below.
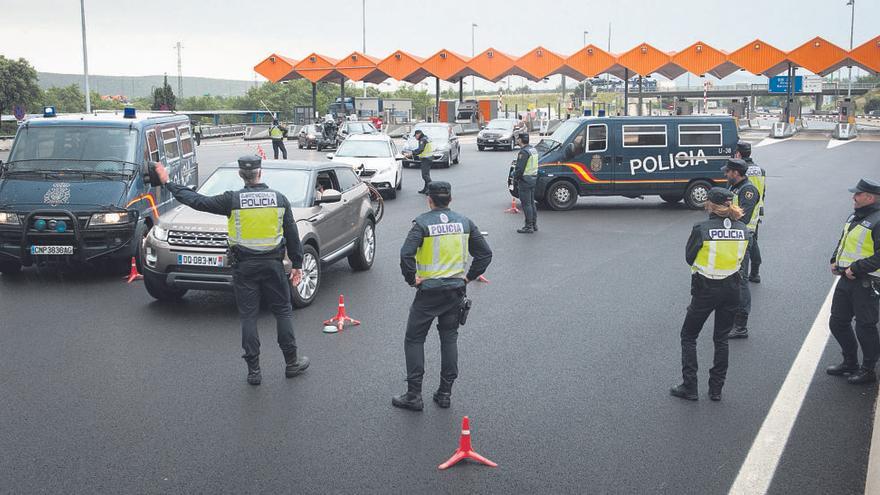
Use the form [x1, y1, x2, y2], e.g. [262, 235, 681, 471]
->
[200, 124, 246, 139]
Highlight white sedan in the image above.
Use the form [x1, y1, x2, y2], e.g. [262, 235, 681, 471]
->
[327, 133, 404, 199]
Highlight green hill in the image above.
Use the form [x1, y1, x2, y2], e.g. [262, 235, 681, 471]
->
[37, 72, 255, 99]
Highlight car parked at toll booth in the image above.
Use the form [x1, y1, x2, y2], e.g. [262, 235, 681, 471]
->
[401, 123, 461, 168]
[477, 118, 528, 151]
[508, 115, 737, 210]
[0, 107, 197, 275]
[141, 160, 377, 307]
[326, 133, 404, 199]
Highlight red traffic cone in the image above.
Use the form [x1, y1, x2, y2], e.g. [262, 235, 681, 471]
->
[323, 294, 361, 331]
[438, 416, 497, 470]
[504, 198, 520, 214]
[256, 144, 268, 160]
[125, 257, 143, 283]
[476, 275, 490, 284]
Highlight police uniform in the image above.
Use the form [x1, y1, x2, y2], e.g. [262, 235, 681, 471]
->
[269, 120, 288, 159]
[393, 181, 493, 411]
[724, 158, 760, 339]
[738, 141, 766, 283]
[827, 178, 880, 385]
[164, 156, 308, 385]
[671, 187, 749, 401]
[192, 122, 202, 146]
[412, 131, 433, 194]
[513, 143, 539, 233]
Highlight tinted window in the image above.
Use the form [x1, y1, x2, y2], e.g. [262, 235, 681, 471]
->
[8, 126, 138, 171]
[335, 168, 360, 191]
[178, 126, 193, 156]
[198, 169, 311, 207]
[679, 124, 722, 146]
[146, 130, 160, 162]
[588, 124, 607, 152]
[161, 128, 180, 160]
[336, 140, 391, 158]
[622, 125, 666, 147]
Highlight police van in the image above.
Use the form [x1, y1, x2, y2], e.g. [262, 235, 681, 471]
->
[0, 107, 198, 274]
[508, 115, 738, 210]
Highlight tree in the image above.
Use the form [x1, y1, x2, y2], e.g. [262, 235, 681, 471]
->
[43, 85, 86, 113]
[151, 74, 176, 111]
[0, 56, 41, 126]
[865, 98, 880, 114]
[572, 81, 593, 99]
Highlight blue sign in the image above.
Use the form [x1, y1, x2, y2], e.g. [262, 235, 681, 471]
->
[13, 105, 25, 120]
[769, 76, 803, 93]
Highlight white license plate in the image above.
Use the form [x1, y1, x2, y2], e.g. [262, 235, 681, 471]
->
[31, 245, 73, 255]
[487, 139, 495, 143]
[508, 183, 514, 191]
[178, 254, 225, 267]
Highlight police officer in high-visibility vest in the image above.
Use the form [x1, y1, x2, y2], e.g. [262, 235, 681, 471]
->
[736, 141, 766, 283]
[394, 181, 493, 411]
[192, 120, 202, 146]
[827, 178, 880, 385]
[723, 158, 760, 339]
[408, 129, 433, 194]
[269, 119, 288, 160]
[152, 156, 309, 386]
[671, 187, 749, 402]
[513, 133, 539, 234]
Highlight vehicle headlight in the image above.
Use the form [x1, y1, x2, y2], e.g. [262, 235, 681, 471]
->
[0, 212, 20, 225]
[90, 211, 130, 226]
[151, 225, 169, 241]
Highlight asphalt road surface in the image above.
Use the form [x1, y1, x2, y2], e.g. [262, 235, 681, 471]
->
[1, 136, 878, 494]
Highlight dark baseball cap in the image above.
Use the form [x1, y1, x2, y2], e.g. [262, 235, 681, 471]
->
[707, 187, 734, 205]
[849, 178, 880, 195]
[238, 155, 262, 170]
[427, 181, 452, 196]
[736, 141, 751, 155]
[721, 158, 748, 174]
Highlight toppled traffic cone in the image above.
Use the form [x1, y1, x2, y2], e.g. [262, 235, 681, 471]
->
[438, 416, 497, 470]
[323, 294, 361, 332]
[125, 257, 143, 283]
[256, 144, 268, 160]
[476, 275, 490, 284]
[504, 198, 520, 214]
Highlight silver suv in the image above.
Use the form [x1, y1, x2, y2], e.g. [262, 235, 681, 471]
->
[141, 160, 378, 307]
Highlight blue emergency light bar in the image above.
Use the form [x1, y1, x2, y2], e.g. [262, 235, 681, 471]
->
[123, 107, 136, 119]
[43, 106, 56, 118]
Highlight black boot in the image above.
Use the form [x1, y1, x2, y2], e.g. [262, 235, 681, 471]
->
[283, 350, 310, 378]
[728, 314, 749, 339]
[847, 367, 877, 385]
[748, 265, 761, 283]
[392, 382, 423, 411]
[245, 357, 261, 386]
[826, 357, 859, 376]
[531, 222, 538, 232]
[433, 379, 453, 408]
[669, 383, 698, 401]
[708, 388, 722, 401]
[516, 224, 534, 234]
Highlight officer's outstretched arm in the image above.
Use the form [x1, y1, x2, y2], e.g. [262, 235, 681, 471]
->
[465, 221, 492, 281]
[165, 182, 232, 216]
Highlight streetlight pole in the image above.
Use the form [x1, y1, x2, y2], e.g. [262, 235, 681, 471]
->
[583, 31, 589, 108]
[471, 23, 477, 101]
[847, 0, 855, 98]
[363, 0, 367, 98]
[80, 0, 91, 113]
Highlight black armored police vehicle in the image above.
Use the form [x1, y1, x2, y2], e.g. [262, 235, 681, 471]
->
[509, 115, 738, 210]
[0, 107, 197, 274]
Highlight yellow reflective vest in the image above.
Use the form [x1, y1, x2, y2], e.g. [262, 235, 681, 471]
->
[523, 146, 539, 176]
[732, 183, 761, 232]
[416, 138, 433, 159]
[227, 189, 285, 253]
[414, 210, 469, 280]
[269, 125, 285, 140]
[835, 212, 880, 278]
[691, 218, 750, 279]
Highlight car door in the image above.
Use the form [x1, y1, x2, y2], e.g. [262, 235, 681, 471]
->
[334, 167, 367, 242]
[313, 169, 349, 255]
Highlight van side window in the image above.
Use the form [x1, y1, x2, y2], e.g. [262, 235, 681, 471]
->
[146, 130, 160, 162]
[178, 125, 194, 156]
[161, 128, 180, 161]
[678, 124, 722, 147]
[587, 124, 607, 152]
[622, 125, 667, 147]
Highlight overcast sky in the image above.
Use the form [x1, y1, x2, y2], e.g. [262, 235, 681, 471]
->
[3, 0, 876, 89]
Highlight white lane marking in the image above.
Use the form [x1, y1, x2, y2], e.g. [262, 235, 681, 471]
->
[728, 280, 836, 495]
[827, 138, 856, 150]
[754, 137, 793, 148]
[865, 370, 880, 492]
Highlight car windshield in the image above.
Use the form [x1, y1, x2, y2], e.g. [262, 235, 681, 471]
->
[415, 126, 449, 142]
[486, 120, 514, 130]
[335, 140, 390, 158]
[8, 125, 138, 172]
[198, 169, 311, 207]
[536, 120, 582, 153]
[346, 123, 374, 134]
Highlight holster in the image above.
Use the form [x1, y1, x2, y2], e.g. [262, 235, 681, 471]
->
[458, 296, 473, 326]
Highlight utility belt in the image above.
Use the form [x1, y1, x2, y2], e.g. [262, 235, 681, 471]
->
[228, 246, 284, 266]
[692, 271, 741, 287]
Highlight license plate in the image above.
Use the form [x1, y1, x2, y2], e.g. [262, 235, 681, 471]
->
[508, 183, 514, 191]
[178, 254, 225, 266]
[487, 139, 495, 143]
[31, 245, 73, 255]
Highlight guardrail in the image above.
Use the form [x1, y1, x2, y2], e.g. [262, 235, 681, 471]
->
[201, 124, 246, 138]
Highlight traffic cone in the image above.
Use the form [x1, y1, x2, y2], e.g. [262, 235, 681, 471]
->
[125, 257, 143, 283]
[438, 416, 497, 470]
[476, 275, 490, 284]
[504, 198, 520, 214]
[323, 294, 361, 332]
[256, 144, 268, 160]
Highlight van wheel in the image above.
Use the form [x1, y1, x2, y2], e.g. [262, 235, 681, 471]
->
[684, 181, 713, 210]
[0, 260, 22, 275]
[348, 220, 375, 271]
[660, 194, 683, 204]
[546, 181, 578, 211]
[144, 272, 187, 301]
[292, 245, 320, 308]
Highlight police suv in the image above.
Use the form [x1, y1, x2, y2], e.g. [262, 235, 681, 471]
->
[508, 115, 738, 210]
[0, 107, 197, 274]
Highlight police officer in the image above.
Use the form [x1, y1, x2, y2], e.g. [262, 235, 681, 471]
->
[723, 158, 760, 339]
[512, 133, 539, 234]
[192, 120, 202, 146]
[827, 178, 880, 385]
[736, 141, 766, 283]
[408, 129, 433, 194]
[671, 187, 749, 402]
[152, 156, 309, 385]
[393, 181, 493, 411]
[269, 119, 288, 159]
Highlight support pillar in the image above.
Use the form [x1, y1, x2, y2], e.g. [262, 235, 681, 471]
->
[435, 77, 440, 122]
[459, 79, 463, 102]
[311, 82, 318, 122]
[638, 76, 643, 116]
[623, 69, 629, 116]
[340, 77, 346, 116]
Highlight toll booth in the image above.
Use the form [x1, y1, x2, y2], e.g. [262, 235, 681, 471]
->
[293, 106, 315, 125]
[438, 100, 457, 123]
[478, 99, 498, 123]
[771, 100, 801, 139]
[455, 101, 479, 124]
[832, 98, 858, 140]
[674, 99, 693, 116]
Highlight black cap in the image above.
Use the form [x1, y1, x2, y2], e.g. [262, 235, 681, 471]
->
[413, 129, 424, 136]
[427, 181, 451, 196]
[708, 187, 735, 205]
[736, 140, 751, 156]
[238, 155, 262, 170]
[721, 158, 748, 174]
[849, 178, 880, 195]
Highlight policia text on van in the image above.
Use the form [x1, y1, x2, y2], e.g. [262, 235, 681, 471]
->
[508, 116, 737, 211]
[0, 109, 198, 274]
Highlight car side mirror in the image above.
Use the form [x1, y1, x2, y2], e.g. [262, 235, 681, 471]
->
[316, 189, 342, 204]
[395, 154, 405, 161]
[563, 143, 576, 159]
[325, 153, 334, 160]
[144, 162, 163, 187]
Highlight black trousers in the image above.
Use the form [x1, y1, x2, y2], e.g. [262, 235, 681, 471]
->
[748, 226, 762, 269]
[232, 258, 297, 361]
[419, 158, 432, 190]
[272, 139, 288, 159]
[194, 133, 201, 146]
[680, 273, 741, 391]
[737, 235, 752, 319]
[829, 277, 880, 367]
[518, 177, 537, 226]
[404, 287, 464, 392]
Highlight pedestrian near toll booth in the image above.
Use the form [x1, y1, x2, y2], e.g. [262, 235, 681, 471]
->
[736, 141, 766, 283]
[393, 181, 493, 411]
[411, 129, 433, 194]
[670, 187, 749, 402]
[192, 120, 202, 146]
[827, 179, 880, 385]
[723, 158, 760, 339]
[151, 156, 309, 386]
[269, 119, 288, 159]
[513, 133, 539, 234]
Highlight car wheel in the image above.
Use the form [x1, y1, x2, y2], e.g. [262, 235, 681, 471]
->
[477, 145, 484, 151]
[144, 272, 187, 301]
[453, 151, 459, 164]
[684, 181, 712, 210]
[0, 259, 22, 275]
[660, 194, 683, 204]
[442, 157, 451, 168]
[134, 221, 150, 274]
[546, 180, 578, 211]
[348, 219, 375, 271]
[298, 141, 303, 149]
[396, 171, 403, 190]
[292, 245, 320, 308]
